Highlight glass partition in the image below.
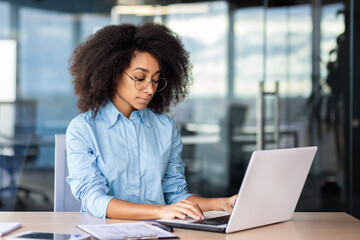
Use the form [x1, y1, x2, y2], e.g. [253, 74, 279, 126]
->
[166, 2, 229, 196]
[258, 1, 349, 212]
[0, 0, 357, 218]
[0, 3, 111, 210]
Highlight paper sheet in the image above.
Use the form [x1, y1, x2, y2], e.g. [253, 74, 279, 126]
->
[0, 222, 21, 236]
[77, 221, 177, 240]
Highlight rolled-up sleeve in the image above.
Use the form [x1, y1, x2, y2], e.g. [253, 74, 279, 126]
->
[162, 120, 193, 204]
[66, 118, 114, 218]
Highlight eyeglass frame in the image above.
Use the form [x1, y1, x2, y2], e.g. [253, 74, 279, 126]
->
[123, 71, 167, 92]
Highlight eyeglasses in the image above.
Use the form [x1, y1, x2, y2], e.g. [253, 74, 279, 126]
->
[123, 71, 167, 92]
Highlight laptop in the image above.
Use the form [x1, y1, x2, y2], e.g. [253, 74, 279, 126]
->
[157, 146, 317, 233]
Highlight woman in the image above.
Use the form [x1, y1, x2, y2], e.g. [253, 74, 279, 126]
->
[66, 22, 236, 220]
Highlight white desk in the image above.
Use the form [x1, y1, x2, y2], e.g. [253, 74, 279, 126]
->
[1, 212, 360, 240]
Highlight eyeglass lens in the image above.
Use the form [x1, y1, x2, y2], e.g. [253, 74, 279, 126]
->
[135, 78, 167, 92]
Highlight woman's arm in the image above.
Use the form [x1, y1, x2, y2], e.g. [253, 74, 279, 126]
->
[106, 195, 237, 220]
[106, 198, 204, 220]
[66, 118, 115, 218]
[187, 195, 237, 214]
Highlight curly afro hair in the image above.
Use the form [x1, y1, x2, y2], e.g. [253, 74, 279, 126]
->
[69, 22, 192, 116]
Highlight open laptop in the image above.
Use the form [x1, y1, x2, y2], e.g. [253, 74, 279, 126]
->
[157, 146, 317, 233]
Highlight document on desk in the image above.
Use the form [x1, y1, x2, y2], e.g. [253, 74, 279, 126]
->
[77, 221, 177, 240]
[0, 222, 21, 236]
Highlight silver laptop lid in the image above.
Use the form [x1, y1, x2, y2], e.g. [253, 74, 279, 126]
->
[226, 146, 317, 233]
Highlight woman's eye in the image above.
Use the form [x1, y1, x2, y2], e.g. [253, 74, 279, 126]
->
[135, 77, 146, 81]
[153, 79, 159, 84]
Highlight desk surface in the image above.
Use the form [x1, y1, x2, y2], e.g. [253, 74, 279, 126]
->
[1, 212, 360, 240]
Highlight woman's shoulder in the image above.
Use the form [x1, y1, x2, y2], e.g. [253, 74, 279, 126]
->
[67, 111, 96, 133]
[71, 111, 95, 124]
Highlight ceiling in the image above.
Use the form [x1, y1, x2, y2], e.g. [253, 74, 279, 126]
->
[0, 0, 343, 13]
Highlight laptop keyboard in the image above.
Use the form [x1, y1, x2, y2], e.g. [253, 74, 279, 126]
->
[193, 215, 230, 226]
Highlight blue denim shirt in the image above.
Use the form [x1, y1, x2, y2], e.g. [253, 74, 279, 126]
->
[66, 100, 192, 218]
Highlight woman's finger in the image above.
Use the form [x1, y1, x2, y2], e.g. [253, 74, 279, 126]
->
[175, 200, 203, 218]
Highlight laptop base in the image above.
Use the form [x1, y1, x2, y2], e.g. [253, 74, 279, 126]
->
[157, 220, 226, 233]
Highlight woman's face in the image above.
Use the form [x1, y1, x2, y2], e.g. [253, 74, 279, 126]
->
[112, 51, 161, 118]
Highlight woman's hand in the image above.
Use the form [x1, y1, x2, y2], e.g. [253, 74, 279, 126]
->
[155, 199, 204, 220]
[221, 194, 237, 214]
[185, 194, 237, 214]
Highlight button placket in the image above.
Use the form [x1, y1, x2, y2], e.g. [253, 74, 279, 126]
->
[128, 116, 141, 202]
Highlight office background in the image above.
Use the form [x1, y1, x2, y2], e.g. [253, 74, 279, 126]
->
[0, 0, 359, 219]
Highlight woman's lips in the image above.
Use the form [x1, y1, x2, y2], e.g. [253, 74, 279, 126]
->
[137, 97, 151, 104]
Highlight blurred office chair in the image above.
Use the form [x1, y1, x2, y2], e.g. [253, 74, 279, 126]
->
[54, 134, 81, 212]
[0, 134, 36, 210]
[1, 101, 52, 210]
[0, 154, 23, 210]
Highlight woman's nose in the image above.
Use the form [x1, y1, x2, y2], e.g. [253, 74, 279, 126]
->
[144, 80, 155, 94]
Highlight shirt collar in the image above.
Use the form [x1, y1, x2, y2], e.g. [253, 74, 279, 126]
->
[99, 100, 120, 128]
[100, 100, 151, 128]
[137, 108, 150, 128]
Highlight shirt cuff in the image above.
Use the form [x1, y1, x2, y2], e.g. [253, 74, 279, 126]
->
[84, 194, 114, 218]
[168, 192, 194, 205]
